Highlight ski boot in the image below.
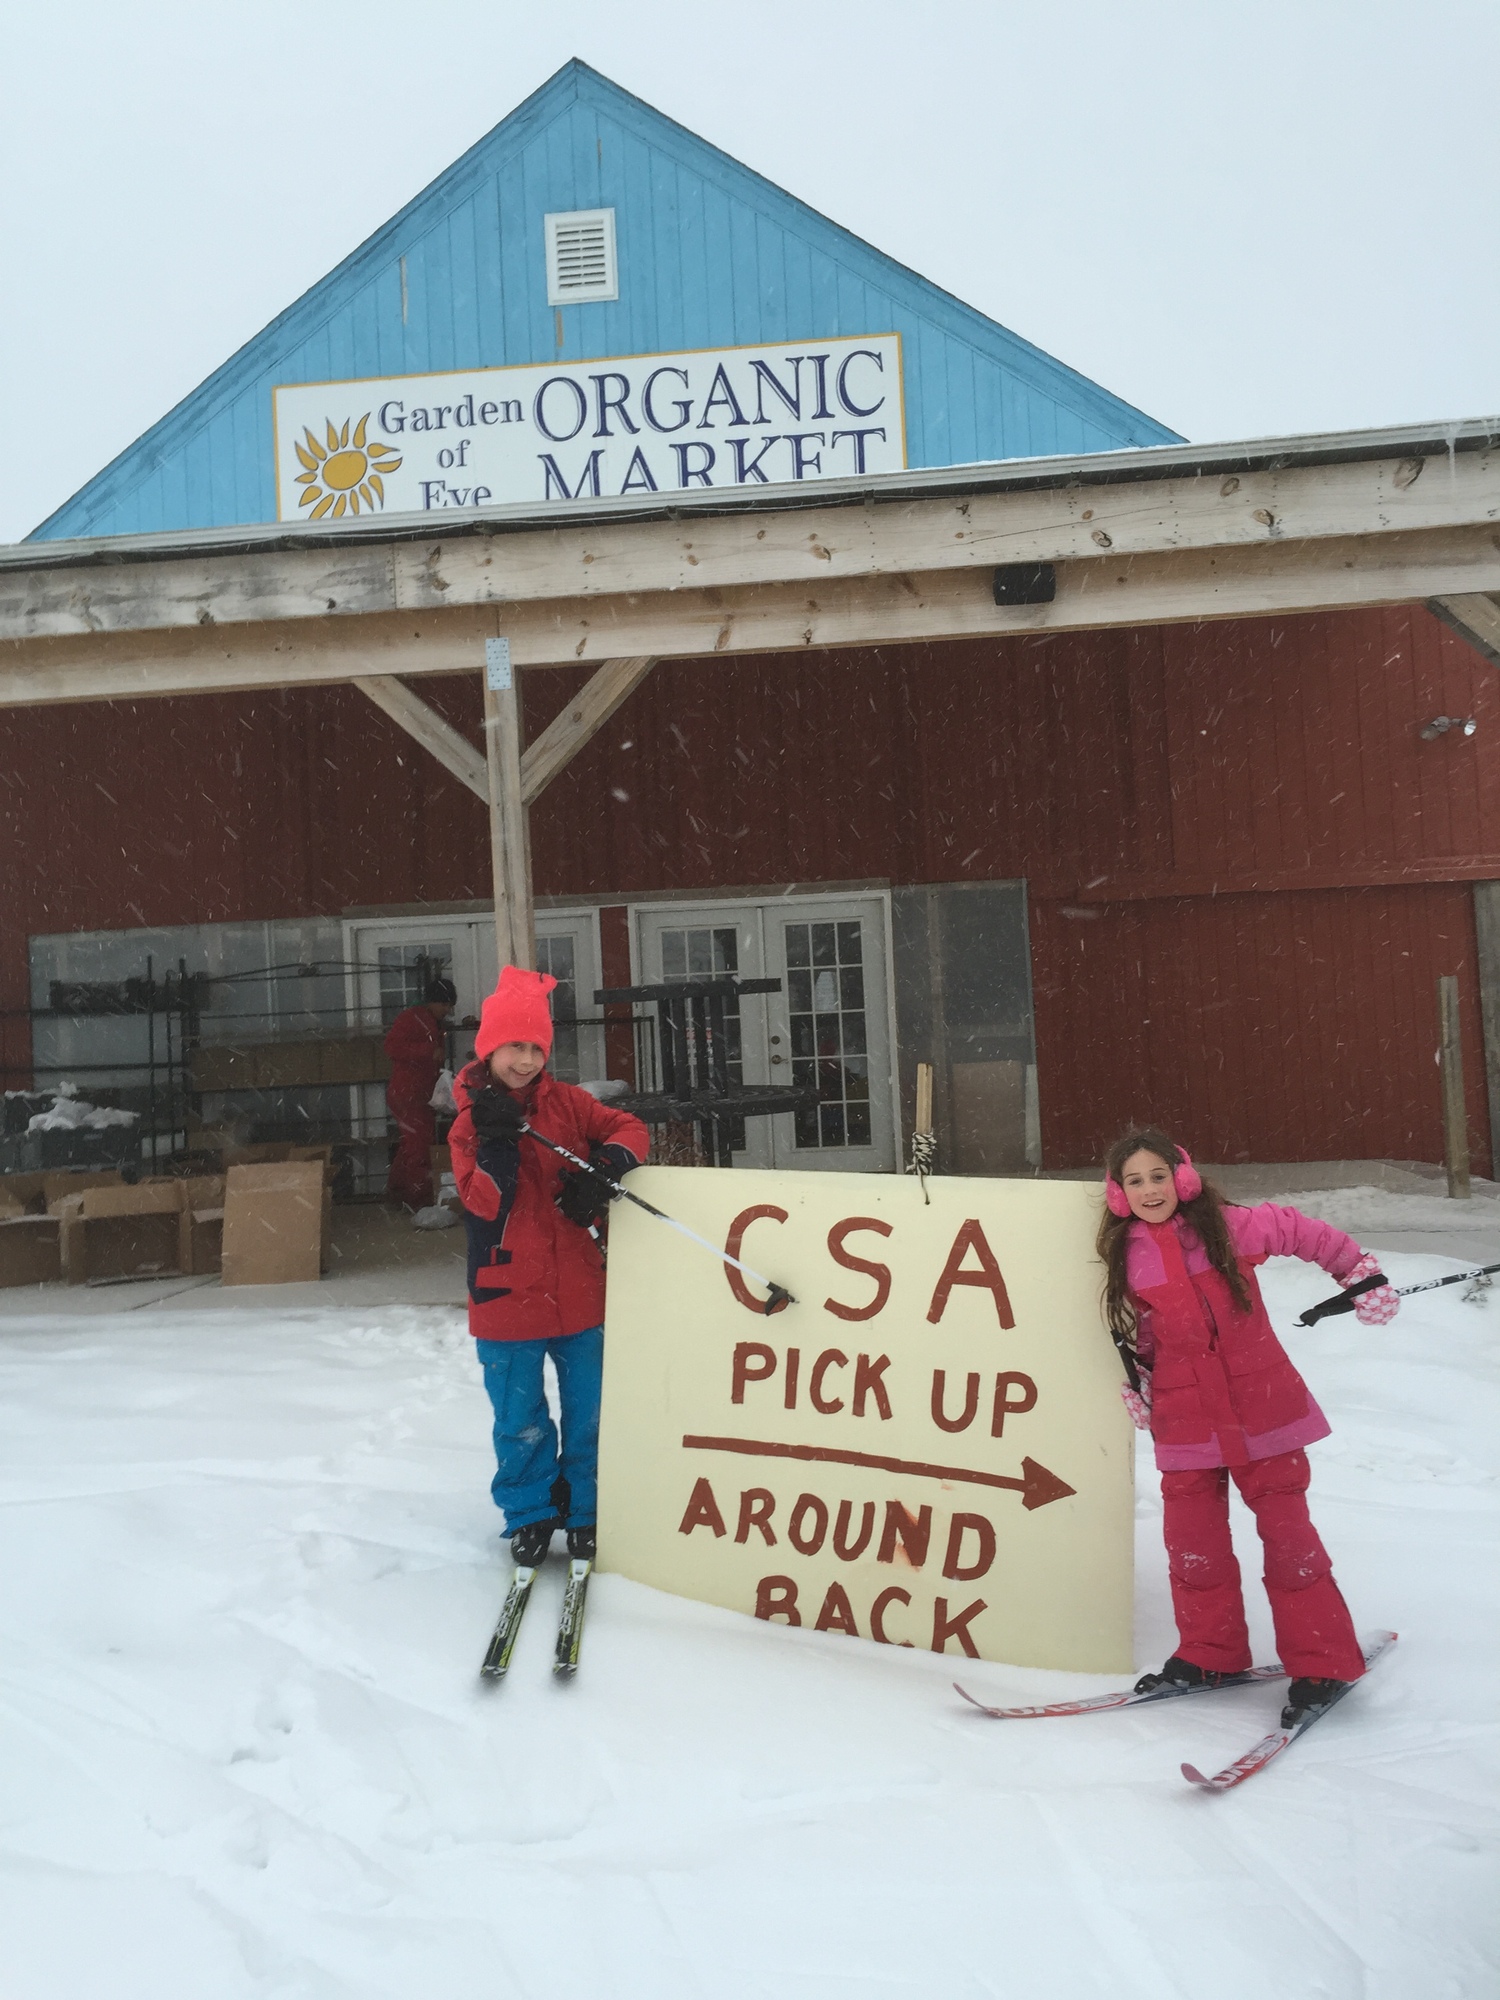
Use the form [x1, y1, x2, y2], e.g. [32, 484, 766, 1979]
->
[1133, 1655, 1233, 1695]
[565, 1524, 596, 1561]
[508, 1519, 559, 1567]
[1280, 1676, 1351, 1728]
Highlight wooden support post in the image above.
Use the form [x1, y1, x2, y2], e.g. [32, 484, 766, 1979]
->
[915, 1062, 934, 1137]
[351, 675, 488, 800]
[520, 656, 657, 804]
[1438, 973, 1471, 1200]
[350, 647, 656, 985]
[482, 650, 534, 971]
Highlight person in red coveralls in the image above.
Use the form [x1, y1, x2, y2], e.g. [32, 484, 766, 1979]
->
[382, 976, 456, 1209]
[449, 964, 648, 1567]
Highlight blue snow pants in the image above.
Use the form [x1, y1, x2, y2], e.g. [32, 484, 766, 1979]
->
[475, 1325, 604, 1534]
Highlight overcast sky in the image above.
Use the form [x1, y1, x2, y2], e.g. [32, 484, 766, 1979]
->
[2, 0, 1495, 544]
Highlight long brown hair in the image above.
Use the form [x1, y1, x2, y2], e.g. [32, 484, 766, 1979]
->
[1096, 1127, 1252, 1365]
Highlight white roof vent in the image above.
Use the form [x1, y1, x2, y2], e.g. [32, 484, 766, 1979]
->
[545, 209, 618, 306]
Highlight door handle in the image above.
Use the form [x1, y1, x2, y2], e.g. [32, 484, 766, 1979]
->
[771, 1055, 784, 1065]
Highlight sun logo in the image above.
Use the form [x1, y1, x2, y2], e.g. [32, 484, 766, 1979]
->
[293, 415, 402, 518]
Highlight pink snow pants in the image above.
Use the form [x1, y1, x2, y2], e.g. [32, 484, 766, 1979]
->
[1161, 1449, 1366, 1681]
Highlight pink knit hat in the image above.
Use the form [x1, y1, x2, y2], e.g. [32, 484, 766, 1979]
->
[475, 965, 557, 1061]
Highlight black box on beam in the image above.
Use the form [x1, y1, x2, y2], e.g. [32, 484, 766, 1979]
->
[993, 562, 1056, 606]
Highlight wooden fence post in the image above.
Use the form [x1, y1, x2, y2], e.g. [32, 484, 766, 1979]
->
[1439, 974, 1471, 1200]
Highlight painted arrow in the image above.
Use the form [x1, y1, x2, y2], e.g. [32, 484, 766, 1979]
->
[681, 1435, 1076, 1509]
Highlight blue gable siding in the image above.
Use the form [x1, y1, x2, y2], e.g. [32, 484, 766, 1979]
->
[31, 61, 1180, 542]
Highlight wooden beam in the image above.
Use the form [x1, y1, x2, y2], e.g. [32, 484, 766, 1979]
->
[482, 667, 533, 970]
[351, 675, 487, 800]
[519, 656, 656, 804]
[1062, 855, 1500, 902]
[4, 527, 1500, 709]
[4, 448, 1499, 643]
[1429, 592, 1500, 667]
[347, 656, 655, 810]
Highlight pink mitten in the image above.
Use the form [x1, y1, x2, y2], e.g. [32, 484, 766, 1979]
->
[1341, 1250, 1400, 1326]
[1119, 1380, 1153, 1430]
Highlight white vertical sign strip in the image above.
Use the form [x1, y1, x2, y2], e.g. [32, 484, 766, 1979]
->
[273, 335, 905, 521]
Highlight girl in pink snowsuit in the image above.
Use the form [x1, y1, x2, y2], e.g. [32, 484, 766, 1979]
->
[1098, 1127, 1398, 1723]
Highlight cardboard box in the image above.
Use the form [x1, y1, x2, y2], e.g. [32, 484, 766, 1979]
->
[192, 1038, 390, 1092]
[0, 1215, 62, 1287]
[59, 1183, 185, 1285]
[185, 1205, 225, 1275]
[0, 1171, 49, 1215]
[177, 1175, 225, 1275]
[43, 1169, 125, 1214]
[319, 1037, 391, 1085]
[247, 1044, 321, 1090]
[188, 1044, 260, 1092]
[221, 1161, 328, 1286]
[220, 1141, 335, 1182]
[429, 1144, 461, 1215]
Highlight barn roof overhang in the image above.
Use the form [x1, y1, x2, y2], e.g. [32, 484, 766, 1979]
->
[5, 414, 1499, 575]
[0, 415, 1498, 711]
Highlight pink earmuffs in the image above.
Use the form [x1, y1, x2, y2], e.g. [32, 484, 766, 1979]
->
[1105, 1148, 1202, 1217]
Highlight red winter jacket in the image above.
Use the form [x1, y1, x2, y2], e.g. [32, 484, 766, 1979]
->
[383, 1005, 445, 1114]
[1126, 1203, 1362, 1472]
[448, 1061, 649, 1343]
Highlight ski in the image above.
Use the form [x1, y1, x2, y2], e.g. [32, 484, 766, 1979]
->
[479, 1565, 538, 1680]
[553, 1557, 592, 1678]
[954, 1661, 1286, 1720]
[1181, 1630, 1398, 1791]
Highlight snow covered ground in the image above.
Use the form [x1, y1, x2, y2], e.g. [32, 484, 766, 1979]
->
[1, 1192, 1496, 1998]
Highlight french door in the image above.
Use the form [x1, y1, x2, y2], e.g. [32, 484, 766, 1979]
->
[634, 893, 896, 1172]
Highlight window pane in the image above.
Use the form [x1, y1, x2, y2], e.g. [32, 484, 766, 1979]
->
[781, 914, 876, 1154]
[536, 934, 580, 1082]
[375, 941, 454, 1027]
[657, 924, 744, 1122]
[712, 928, 739, 975]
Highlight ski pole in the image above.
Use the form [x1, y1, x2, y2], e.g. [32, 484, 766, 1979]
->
[520, 1123, 795, 1315]
[1297, 1260, 1500, 1327]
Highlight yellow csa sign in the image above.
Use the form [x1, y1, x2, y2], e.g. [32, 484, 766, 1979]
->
[292, 415, 403, 519]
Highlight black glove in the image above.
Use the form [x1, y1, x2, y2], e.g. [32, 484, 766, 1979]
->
[555, 1145, 632, 1230]
[469, 1086, 526, 1142]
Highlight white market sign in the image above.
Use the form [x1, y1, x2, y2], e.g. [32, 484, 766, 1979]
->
[273, 334, 905, 519]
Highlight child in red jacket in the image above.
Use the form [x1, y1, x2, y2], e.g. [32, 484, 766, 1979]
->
[449, 965, 648, 1567]
[1097, 1127, 1398, 1727]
